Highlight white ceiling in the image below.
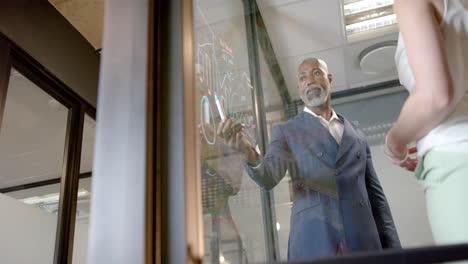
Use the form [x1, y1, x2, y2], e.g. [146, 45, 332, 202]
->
[259, 0, 346, 58]
[260, 0, 399, 96]
[195, 0, 400, 107]
[0, 69, 95, 189]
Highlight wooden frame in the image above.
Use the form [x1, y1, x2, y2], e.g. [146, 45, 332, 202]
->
[182, 0, 204, 262]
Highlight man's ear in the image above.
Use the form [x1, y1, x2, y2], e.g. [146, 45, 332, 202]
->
[328, 73, 333, 84]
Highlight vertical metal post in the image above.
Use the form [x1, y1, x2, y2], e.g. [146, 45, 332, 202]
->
[54, 105, 85, 264]
[242, 0, 280, 261]
[159, 0, 189, 263]
[250, 1, 294, 120]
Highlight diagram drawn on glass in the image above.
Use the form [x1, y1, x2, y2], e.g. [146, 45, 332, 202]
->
[195, 5, 257, 147]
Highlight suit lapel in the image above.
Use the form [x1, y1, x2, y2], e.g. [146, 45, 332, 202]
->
[298, 112, 339, 167]
[300, 112, 338, 148]
[336, 116, 358, 162]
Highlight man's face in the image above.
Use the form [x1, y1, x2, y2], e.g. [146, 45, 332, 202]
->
[297, 59, 332, 108]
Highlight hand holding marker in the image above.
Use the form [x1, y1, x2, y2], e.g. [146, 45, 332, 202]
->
[214, 92, 255, 139]
[214, 92, 226, 121]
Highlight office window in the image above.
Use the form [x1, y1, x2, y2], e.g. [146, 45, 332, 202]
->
[195, 1, 268, 262]
[0, 68, 68, 263]
[187, 0, 465, 263]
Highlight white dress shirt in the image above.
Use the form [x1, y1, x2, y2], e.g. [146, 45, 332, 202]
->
[248, 107, 344, 168]
[304, 107, 344, 145]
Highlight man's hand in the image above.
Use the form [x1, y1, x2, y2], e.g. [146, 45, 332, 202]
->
[217, 118, 258, 162]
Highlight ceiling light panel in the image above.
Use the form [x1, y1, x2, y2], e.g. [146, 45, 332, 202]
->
[343, 0, 396, 37]
[346, 14, 396, 35]
[344, 0, 394, 16]
[20, 188, 90, 213]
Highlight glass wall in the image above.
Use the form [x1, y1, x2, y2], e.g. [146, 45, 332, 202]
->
[192, 0, 437, 263]
[0, 68, 68, 263]
[195, 1, 268, 262]
[0, 39, 97, 264]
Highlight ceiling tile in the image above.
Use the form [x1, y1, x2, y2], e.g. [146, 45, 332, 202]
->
[344, 32, 399, 88]
[259, 0, 345, 58]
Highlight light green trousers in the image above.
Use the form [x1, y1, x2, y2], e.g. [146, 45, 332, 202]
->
[415, 151, 468, 263]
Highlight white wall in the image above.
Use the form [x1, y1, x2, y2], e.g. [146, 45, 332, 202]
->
[0, 193, 89, 264]
[73, 221, 90, 264]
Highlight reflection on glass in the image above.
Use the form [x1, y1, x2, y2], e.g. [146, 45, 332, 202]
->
[72, 115, 95, 263]
[333, 91, 435, 248]
[193, 0, 439, 263]
[195, 1, 265, 263]
[0, 68, 68, 263]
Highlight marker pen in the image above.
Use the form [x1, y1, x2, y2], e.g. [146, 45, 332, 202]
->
[201, 96, 210, 124]
[214, 92, 226, 121]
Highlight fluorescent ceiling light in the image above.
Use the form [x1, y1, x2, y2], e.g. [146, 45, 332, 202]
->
[343, 0, 396, 36]
[344, 0, 394, 16]
[21, 188, 90, 206]
[346, 14, 396, 35]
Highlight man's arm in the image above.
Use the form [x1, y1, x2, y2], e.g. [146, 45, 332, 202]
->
[243, 124, 295, 190]
[217, 119, 296, 190]
[364, 144, 401, 249]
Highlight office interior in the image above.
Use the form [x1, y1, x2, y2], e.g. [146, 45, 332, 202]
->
[0, 0, 466, 264]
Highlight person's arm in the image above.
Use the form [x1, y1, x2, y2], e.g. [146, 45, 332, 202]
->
[217, 118, 293, 190]
[387, 0, 454, 159]
[365, 144, 401, 248]
[242, 124, 294, 190]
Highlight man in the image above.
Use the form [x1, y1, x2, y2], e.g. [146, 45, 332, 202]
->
[217, 58, 401, 260]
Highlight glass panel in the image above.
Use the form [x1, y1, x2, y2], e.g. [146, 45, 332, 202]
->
[192, 0, 459, 263]
[195, 1, 268, 263]
[72, 115, 95, 263]
[0, 68, 68, 263]
[332, 91, 435, 248]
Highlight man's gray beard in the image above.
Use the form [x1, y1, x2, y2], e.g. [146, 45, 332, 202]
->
[301, 85, 328, 108]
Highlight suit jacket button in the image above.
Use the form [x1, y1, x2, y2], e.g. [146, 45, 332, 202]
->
[317, 152, 323, 157]
[357, 152, 361, 159]
[360, 200, 365, 207]
[334, 170, 339, 176]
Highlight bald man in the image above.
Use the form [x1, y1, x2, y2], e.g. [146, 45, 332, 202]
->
[218, 58, 400, 260]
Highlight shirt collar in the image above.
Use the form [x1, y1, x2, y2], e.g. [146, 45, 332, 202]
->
[303, 107, 342, 123]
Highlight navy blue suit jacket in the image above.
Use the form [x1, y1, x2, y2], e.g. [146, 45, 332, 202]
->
[244, 112, 400, 260]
